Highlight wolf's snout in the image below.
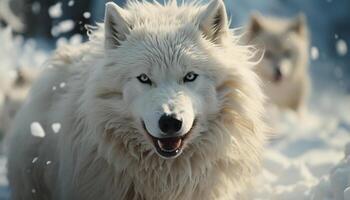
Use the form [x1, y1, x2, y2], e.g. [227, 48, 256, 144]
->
[158, 114, 182, 135]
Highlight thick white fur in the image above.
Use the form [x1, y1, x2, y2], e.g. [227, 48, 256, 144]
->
[246, 14, 311, 113]
[7, 1, 266, 199]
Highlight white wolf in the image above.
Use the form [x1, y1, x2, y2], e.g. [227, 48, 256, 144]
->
[7, 1, 266, 199]
[245, 13, 311, 113]
[0, 67, 40, 136]
[0, 0, 24, 32]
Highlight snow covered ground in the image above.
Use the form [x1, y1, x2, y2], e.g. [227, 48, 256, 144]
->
[0, 24, 349, 200]
[252, 91, 350, 200]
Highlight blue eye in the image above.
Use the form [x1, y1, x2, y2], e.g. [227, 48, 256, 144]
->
[183, 72, 198, 82]
[137, 74, 152, 85]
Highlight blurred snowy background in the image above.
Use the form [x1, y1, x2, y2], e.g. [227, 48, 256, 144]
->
[0, 0, 349, 199]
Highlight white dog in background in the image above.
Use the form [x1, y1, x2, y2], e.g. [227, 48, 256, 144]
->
[0, 0, 24, 32]
[0, 67, 39, 137]
[7, 1, 266, 199]
[245, 13, 311, 114]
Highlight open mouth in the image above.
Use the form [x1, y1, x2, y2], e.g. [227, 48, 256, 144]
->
[142, 120, 196, 159]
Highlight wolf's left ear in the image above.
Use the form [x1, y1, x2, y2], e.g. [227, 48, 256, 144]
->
[289, 14, 308, 36]
[104, 2, 131, 49]
[197, 0, 229, 44]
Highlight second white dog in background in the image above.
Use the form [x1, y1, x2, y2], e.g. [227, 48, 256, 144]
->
[0, 67, 39, 137]
[245, 13, 311, 115]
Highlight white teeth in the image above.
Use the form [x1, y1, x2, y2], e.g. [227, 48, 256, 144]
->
[157, 140, 163, 149]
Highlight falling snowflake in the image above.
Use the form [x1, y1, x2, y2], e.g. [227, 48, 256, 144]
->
[83, 12, 91, 19]
[46, 161, 52, 165]
[59, 82, 66, 88]
[48, 2, 62, 18]
[51, 20, 75, 37]
[311, 46, 319, 60]
[32, 157, 39, 163]
[51, 123, 61, 133]
[336, 39, 348, 56]
[68, 0, 75, 7]
[30, 122, 45, 138]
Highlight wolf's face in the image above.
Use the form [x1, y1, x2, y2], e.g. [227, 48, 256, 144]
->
[94, 1, 234, 159]
[122, 46, 219, 159]
[247, 14, 309, 83]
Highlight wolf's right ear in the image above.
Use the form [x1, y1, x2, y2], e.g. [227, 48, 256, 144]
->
[248, 13, 263, 35]
[289, 14, 307, 37]
[104, 2, 131, 49]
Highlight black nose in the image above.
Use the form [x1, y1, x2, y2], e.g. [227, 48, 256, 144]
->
[273, 67, 282, 82]
[158, 114, 182, 134]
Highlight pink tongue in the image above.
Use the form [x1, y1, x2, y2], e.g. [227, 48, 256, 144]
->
[157, 138, 182, 152]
